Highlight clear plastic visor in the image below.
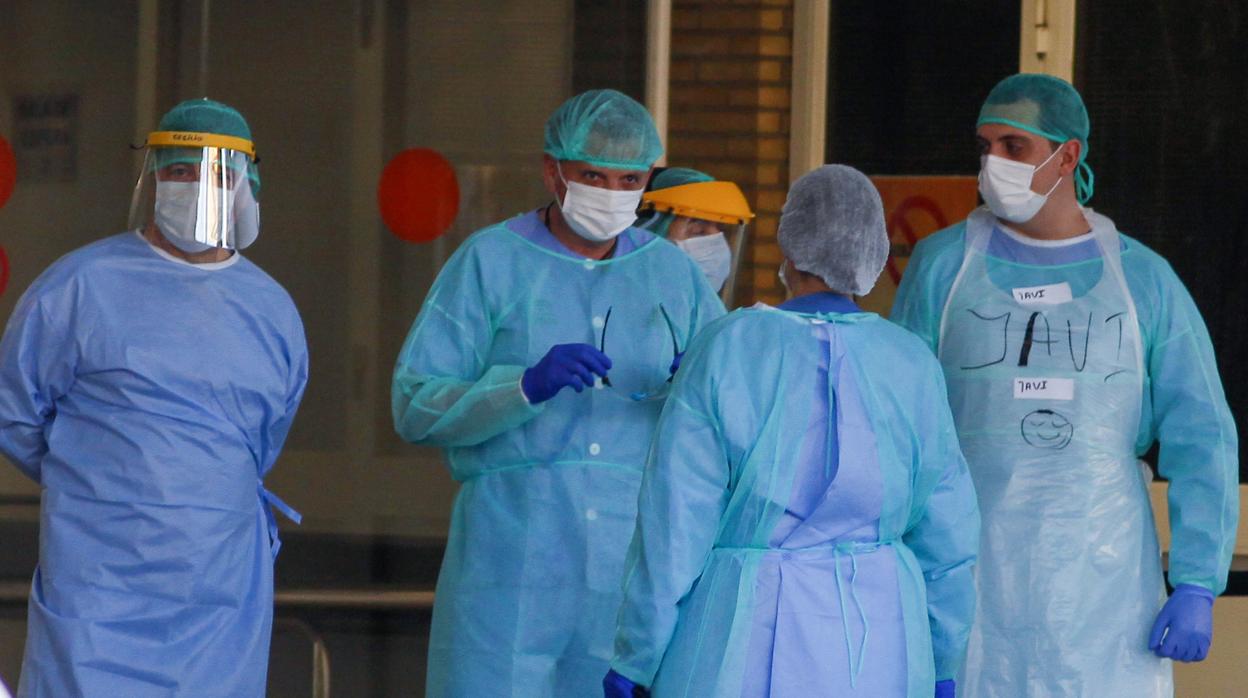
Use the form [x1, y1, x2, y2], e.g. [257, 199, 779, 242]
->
[648, 211, 748, 307]
[128, 147, 260, 251]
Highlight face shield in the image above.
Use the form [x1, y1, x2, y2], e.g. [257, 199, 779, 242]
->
[128, 131, 260, 252]
[639, 181, 755, 307]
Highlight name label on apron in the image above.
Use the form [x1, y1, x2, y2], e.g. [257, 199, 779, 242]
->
[1011, 282, 1073, 305]
[1014, 377, 1075, 400]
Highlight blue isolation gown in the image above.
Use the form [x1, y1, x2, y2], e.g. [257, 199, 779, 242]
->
[0, 232, 308, 697]
[392, 211, 724, 697]
[892, 209, 1238, 696]
[610, 297, 980, 697]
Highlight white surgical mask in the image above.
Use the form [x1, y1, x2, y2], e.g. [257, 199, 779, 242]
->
[154, 181, 215, 253]
[558, 168, 644, 242]
[153, 180, 260, 253]
[778, 259, 792, 297]
[676, 232, 731, 291]
[978, 147, 1063, 223]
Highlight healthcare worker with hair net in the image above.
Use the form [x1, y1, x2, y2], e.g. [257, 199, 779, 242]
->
[893, 74, 1239, 696]
[0, 98, 307, 696]
[607, 165, 980, 698]
[635, 168, 754, 305]
[392, 89, 723, 697]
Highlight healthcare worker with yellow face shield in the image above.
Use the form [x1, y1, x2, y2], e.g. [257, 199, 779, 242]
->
[0, 98, 307, 696]
[636, 167, 754, 306]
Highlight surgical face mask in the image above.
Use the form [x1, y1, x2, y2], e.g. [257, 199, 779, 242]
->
[557, 168, 644, 242]
[978, 146, 1063, 223]
[153, 179, 260, 253]
[154, 181, 215, 253]
[676, 232, 731, 291]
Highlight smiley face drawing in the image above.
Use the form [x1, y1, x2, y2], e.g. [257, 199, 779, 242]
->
[1020, 409, 1074, 449]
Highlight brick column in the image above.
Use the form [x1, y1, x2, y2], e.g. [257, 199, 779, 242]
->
[667, 0, 793, 306]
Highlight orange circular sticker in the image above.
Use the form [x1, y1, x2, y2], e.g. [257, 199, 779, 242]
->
[377, 148, 460, 243]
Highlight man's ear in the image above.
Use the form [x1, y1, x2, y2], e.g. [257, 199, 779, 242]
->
[1059, 139, 1083, 177]
[542, 155, 560, 199]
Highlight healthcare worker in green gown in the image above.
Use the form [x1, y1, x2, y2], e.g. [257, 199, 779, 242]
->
[607, 165, 980, 698]
[391, 89, 724, 697]
[892, 74, 1239, 696]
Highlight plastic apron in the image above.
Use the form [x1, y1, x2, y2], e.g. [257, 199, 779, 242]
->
[938, 208, 1170, 696]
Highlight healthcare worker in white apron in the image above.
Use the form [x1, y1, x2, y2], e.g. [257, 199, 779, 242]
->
[893, 73, 1239, 696]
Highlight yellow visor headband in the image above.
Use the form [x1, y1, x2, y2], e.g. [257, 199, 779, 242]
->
[145, 131, 256, 159]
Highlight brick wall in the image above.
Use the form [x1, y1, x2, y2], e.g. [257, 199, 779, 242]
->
[667, 0, 793, 306]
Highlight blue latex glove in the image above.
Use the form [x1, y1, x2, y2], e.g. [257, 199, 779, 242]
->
[935, 679, 956, 698]
[521, 343, 612, 404]
[1149, 584, 1214, 662]
[603, 668, 649, 698]
[669, 351, 684, 377]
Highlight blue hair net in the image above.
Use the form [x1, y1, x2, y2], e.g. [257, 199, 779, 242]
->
[544, 89, 662, 171]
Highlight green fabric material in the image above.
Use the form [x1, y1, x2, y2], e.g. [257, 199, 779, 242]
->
[391, 215, 724, 695]
[544, 89, 662, 171]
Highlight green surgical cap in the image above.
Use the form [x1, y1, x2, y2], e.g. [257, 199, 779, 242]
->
[635, 168, 715, 237]
[154, 98, 260, 195]
[651, 167, 713, 190]
[977, 74, 1094, 203]
[544, 89, 662, 171]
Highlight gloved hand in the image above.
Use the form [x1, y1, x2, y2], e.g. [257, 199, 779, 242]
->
[521, 343, 612, 404]
[1149, 584, 1214, 662]
[603, 668, 649, 698]
[935, 679, 956, 698]
[669, 351, 684, 378]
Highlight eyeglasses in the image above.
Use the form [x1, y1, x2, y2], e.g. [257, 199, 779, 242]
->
[597, 303, 682, 400]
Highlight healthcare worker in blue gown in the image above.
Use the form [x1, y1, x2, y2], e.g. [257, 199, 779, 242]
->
[606, 165, 981, 698]
[0, 99, 307, 696]
[391, 89, 724, 697]
[892, 74, 1239, 696]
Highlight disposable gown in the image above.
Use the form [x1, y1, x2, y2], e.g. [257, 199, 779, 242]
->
[892, 208, 1238, 696]
[391, 211, 724, 697]
[0, 232, 308, 697]
[610, 302, 980, 697]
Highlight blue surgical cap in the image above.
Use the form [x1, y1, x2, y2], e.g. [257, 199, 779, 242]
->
[544, 89, 663, 171]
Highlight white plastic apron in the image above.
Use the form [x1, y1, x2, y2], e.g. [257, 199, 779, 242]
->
[938, 208, 1171, 697]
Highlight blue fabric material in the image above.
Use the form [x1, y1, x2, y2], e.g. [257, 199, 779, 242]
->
[0, 233, 307, 697]
[985, 228, 1102, 265]
[778, 291, 861, 315]
[935, 679, 956, 698]
[1149, 584, 1215, 662]
[611, 306, 980, 696]
[508, 209, 642, 259]
[392, 214, 724, 697]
